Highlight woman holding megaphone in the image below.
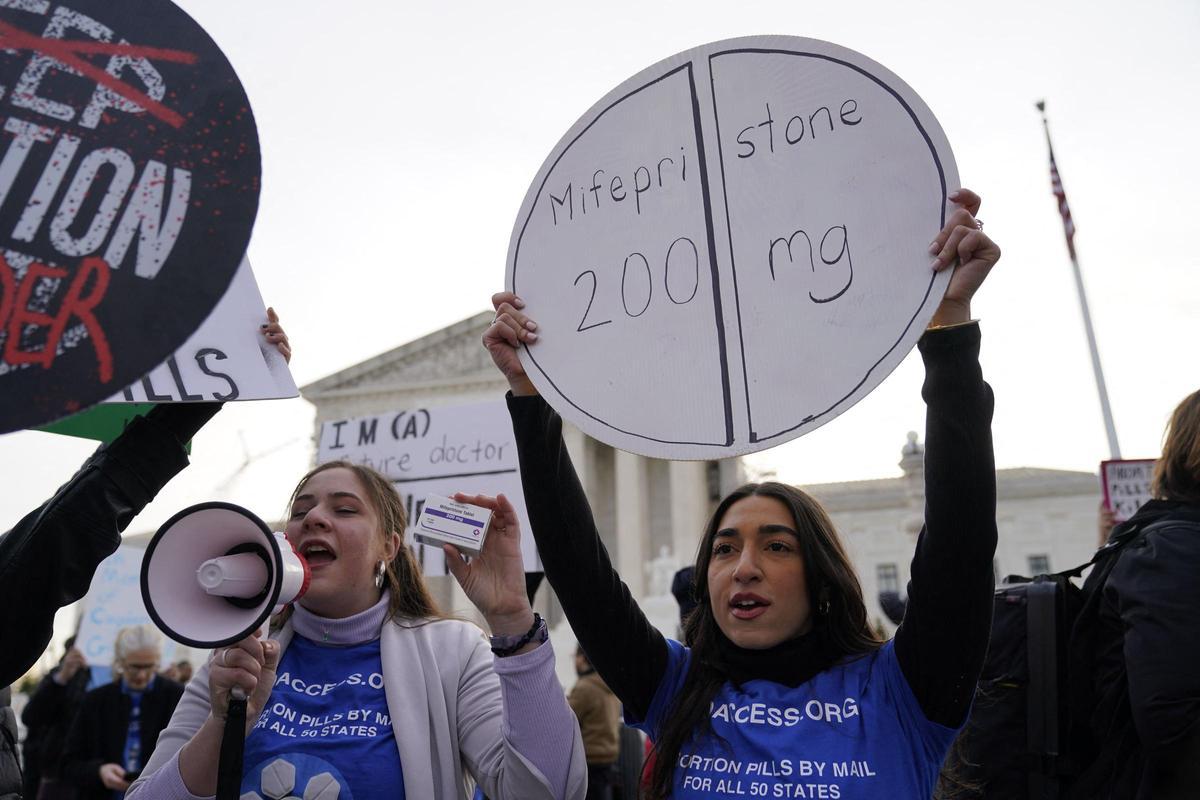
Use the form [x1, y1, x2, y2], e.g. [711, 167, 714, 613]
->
[127, 460, 586, 799]
[484, 189, 1001, 800]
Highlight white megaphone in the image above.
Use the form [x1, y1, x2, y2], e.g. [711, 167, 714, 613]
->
[140, 502, 310, 648]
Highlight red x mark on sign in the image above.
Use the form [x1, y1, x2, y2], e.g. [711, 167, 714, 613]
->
[0, 19, 197, 128]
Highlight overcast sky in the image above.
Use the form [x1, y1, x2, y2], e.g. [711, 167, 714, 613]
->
[2, 0, 1197, 542]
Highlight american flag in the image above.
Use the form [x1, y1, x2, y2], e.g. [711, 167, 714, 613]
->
[1048, 144, 1077, 260]
[1039, 102, 1077, 260]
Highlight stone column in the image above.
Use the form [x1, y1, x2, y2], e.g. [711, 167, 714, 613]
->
[718, 458, 747, 498]
[668, 460, 708, 567]
[615, 450, 649, 598]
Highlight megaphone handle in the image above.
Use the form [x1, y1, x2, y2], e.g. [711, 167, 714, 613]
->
[217, 617, 268, 799]
[216, 694, 247, 800]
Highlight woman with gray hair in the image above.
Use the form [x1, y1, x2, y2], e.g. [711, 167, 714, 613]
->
[61, 624, 184, 799]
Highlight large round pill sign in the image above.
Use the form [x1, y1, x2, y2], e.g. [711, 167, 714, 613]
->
[508, 36, 958, 460]
[0, 0, 259, 433]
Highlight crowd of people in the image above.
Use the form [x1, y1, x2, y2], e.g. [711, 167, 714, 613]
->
[0, 189, 1196, 800]
[20, 634, 195, 800]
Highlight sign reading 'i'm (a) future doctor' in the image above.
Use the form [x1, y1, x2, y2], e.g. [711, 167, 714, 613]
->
[508, 36, 957, 460]
[0, 0, 260, 433]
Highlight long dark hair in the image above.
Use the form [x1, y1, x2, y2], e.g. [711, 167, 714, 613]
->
[647, 482, 881, 799]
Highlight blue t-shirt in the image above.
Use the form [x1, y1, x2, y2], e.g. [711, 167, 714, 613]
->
[241, 636, 404, 800]
[632, 639, 957, 799]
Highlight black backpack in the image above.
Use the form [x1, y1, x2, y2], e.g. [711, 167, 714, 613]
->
[936, 517, 1167, 799]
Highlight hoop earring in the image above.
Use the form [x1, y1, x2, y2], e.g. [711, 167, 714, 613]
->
[375, 560, 386, 589]
[817, 588, 831, 616]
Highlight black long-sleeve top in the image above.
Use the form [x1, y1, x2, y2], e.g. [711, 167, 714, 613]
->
[507, 323, 996, 728]
[0, 403, 219, 687]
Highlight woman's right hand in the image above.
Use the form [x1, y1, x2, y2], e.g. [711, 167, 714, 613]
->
[484, 292, 539, 396]
[207, 632, 279, 731]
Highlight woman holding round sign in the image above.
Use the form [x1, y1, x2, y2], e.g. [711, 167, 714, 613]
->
[126, 461, 586, 800]
[483, 188, 1000, 800]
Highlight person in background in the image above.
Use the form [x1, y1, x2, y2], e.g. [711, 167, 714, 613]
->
[1071, 389, 1200, 799]
[669, 567, 697, 638]
[61, 626, 183, 800]
[173, 663, 193, 687]
[22, 638, 91, 800]
[568, 646, 621, 800]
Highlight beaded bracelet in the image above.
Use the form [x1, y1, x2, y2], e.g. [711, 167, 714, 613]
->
[489, 613, 547, 657]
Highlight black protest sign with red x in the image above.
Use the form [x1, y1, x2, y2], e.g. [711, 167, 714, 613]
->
[0, 0, 260, 432]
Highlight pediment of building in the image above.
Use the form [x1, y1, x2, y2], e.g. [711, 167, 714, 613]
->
[302, 311, 497, 401]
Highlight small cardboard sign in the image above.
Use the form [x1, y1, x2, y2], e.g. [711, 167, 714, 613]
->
[317, 399, 541, 577]
[508, 36, 957, 459]
[0, 0, 260, 433]
[1101, 458, 1157, 523]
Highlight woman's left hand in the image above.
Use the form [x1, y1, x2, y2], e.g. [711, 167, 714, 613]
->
[443, 492, 535, 635]
[928, 188, 1001, 328]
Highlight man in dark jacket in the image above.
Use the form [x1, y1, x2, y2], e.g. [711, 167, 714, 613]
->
[61, 626, 183, 800]
[0, 403, 219, 800]
[22, 640, 91, 798]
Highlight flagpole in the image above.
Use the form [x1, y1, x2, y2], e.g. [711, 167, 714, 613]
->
[1036, 100, 1122, 459]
